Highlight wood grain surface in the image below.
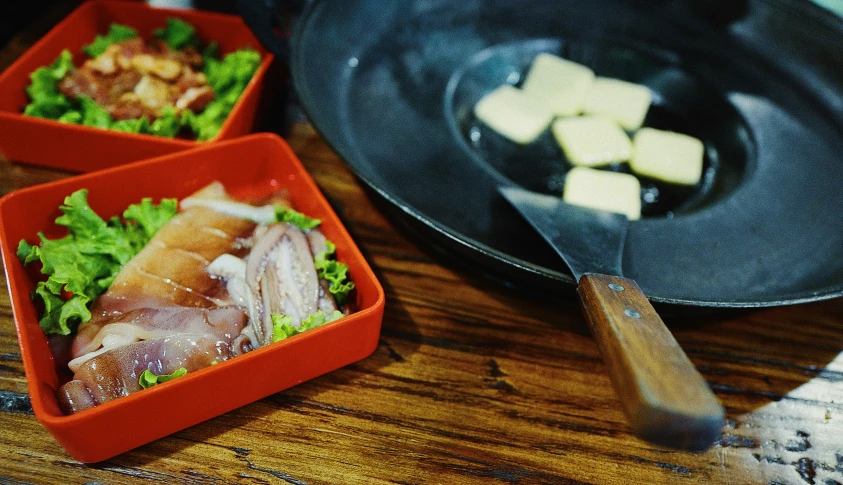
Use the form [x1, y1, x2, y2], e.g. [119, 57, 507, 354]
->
[1, 2, 843, 484]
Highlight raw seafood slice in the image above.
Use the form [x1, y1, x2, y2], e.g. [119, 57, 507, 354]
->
[57, 181, 348, 414]
[70, 306, 247, 367]
[207, 224, 344, 350]
[246, 224, 320, 347]
[58, 334, 232, 414]
[91, 184, 258, 314]
[59, 182, 259, 414]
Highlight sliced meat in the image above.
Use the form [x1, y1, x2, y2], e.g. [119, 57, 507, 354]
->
[59, 68, 111, 106]
[245, 224, 322, 347]
[131, 54, 182, 81]
[176, 86, 215, 112]
[91, 191, 257, 314]
[56, 37, 214, 122]
[58, 334, 232, 413]
[71, 306, 247, 362]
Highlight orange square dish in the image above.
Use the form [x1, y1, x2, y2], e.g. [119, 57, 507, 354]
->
[0, 0, 274, 171]
[0, 133, 385, 463]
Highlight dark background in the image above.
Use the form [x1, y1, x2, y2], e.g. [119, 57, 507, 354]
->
[0, 0, 241, 47]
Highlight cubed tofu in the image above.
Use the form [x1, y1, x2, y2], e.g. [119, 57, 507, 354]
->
[474, 85, 555, 144]
[563, 166, 641, 220]
[552, 116, 632, 167]
[583, 77, 652, 131]
[631, 128, 705, 185]
[521, 53, 595, 117]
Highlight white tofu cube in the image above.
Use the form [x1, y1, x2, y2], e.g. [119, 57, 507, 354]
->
[631, 128, 705, 185]
[521, 53, 595, 117]
[583, 77, 652, 131]
[474, 85, 554, 144]
[563, 166, 641, 220]
[552, 116, 632, 167]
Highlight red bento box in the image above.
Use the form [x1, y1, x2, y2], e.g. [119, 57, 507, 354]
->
[0, 133, 386, 463]
[0, 0, 274, 171]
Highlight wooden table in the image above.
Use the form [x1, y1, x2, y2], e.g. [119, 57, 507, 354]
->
[1, 2, 843, 483]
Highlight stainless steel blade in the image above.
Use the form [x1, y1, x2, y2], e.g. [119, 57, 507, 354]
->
[498, 186, 629, 280]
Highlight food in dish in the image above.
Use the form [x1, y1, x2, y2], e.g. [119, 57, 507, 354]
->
[473, 85, 553, 144]
[23, 18, 261, 141]
[551, 116, 632, 167]
[582, 77, 652, 131]
[631, 128, 705, 186]
[563, 166, 641, 220]
[521, 52, 595, 117]
[472, 52, 705, 219]
[18, 182, 355, 414]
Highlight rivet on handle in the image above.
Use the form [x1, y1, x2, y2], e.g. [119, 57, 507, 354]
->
[608, 283, 625, 292]
[624, 308, 642, 319]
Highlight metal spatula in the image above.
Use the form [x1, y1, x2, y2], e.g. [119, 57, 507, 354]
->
[499, 185, 724, 451]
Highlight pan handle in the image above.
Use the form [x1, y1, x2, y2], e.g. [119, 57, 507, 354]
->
[235, 0, 309, 62]
[577, 273, 725, 451]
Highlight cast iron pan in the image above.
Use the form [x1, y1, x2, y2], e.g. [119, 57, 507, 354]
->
[237, 0, 843, 450]
[240, 0, 843, 308]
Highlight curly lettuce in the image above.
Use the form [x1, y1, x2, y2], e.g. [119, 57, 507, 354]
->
[23, 50, 75, 119]
[271, 310, 345, 343]
[83, 23, 138, 58]
[314, 241, 355, 305]
[274, 205, 321, 231]
[154, 17, 200, 50]
[16, 190, 178, 336]
[184, 47, 262, 141]
[139, 368, 187, 389]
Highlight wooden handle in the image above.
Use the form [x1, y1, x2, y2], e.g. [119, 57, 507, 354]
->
[577, 274, 724, 451]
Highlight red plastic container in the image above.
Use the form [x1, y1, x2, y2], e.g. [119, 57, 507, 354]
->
[0, 0, 274, 171]
[0, 133, 385, 463]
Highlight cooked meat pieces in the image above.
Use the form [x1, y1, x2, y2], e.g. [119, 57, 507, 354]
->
[58, 38, 214, 120]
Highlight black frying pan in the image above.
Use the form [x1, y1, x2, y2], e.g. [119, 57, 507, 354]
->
[236, 0, 843, 450]
[239, 0, 843, 309]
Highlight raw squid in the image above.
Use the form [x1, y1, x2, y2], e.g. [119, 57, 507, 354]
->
[56, 182, 350, 415]
[59, 335, 231, 414]
[90, 183, 259, 314]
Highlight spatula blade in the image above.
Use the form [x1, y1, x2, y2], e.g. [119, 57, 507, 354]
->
[498, 186, 629, 280]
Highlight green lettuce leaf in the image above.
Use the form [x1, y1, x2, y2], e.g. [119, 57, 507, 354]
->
[57, 111, 82, 124]
[110, 117, 150, 133]
[31, 282, 91, 336]
[147, 106, 182, 138]
[23, 50, 75, 119]
[83, 23, 138, 58]
[184, 101, 225, 141]
[271, 310, 344, 342]
[154, 17, 200, 50]
[139, 367, 187, 389]
[314, 241, 355, 305]
[77, 95, 113, 129]
[204, 48, 261, 94]
[123, 197, 179, 239]
[270, 314, 294, 342]
[187, 48, 262, 141]
[274, 205, 321, 231]
[202, 42, 219, 64]
[17, 189, 178, 336]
